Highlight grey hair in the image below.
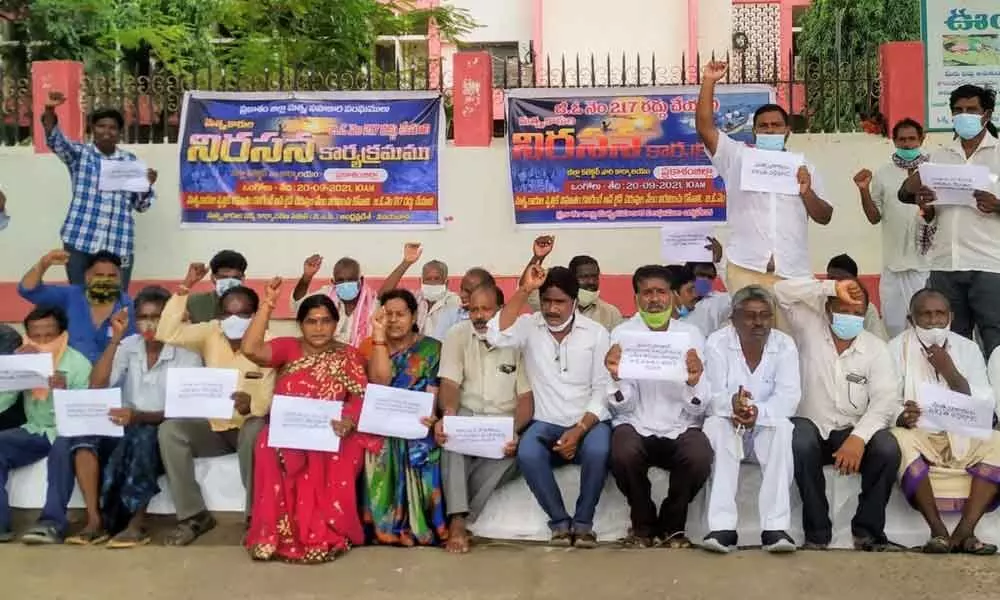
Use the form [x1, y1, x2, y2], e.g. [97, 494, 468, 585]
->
[731, 284, 776, 314]
[422, 260, 448, 279]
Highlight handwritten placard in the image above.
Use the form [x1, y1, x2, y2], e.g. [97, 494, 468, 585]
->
[54, 388, 124, 438]
[918, 163, 993, 207]
[739, 148, 804, 195]
[164, 367, 239, 420]
[617, 330, 690, 382]
[442, 415, 514, 459]
[357, 383, 434, 440]
[267, 394, 343, 452]
[659, 222, 716, 264]
[917, 383, 994, 440]
[0, 353, 54, 392]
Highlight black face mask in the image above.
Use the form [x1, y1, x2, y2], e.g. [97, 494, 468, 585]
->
[86, 277, 121, 304]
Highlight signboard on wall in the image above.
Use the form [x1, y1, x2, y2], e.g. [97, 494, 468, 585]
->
[505, 86, 774, 228]
[178, 91, 443, 229]
[922, 2, 1000, 131]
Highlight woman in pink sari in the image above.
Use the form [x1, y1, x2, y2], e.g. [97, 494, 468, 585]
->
[241, 278, 381, 564]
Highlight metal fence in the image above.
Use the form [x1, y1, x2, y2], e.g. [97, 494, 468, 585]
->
[0, 50, 880, 146]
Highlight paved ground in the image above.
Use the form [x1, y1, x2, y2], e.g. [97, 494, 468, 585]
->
[3, 512, 999, 600]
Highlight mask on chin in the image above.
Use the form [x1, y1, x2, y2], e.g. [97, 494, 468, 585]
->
[546, 303, 576, 333]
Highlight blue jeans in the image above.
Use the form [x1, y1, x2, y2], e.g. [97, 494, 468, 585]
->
[517, 420, 612, 534]
[64, 243, 133, 291]
[0, 428, 52, 533]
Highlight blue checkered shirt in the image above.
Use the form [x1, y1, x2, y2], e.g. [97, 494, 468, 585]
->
[47, 125, 155, 258]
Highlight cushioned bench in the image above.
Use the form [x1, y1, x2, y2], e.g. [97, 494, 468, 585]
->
[8, 457, 999, 548]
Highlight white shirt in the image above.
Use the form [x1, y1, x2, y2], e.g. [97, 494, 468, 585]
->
[109, 334, 204, 412]
[705, 324, 801, 427]
[871, 162, 930, 273]
[487, 311, 611, 426]
[417, 290, 461, 340]
[607, 316, 708, 438]
[889, 329, 992, 411]
[707, 132, 827, 278]
[433, 304, 468, 341]
[925, 135, 1000, 273]
[774, 278, 902, 442]
[685, 291, 732, 338]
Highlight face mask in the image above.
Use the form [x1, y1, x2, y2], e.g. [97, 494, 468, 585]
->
[334, 281, 361, 302]
[953, 113, 985, 140]
[676, 305, 691, 318]
[137, 319, 159, 341]
[894, 147, 922, 162]
[86, 276, 121, 304]
[215, 277, 242, 296]
[220, 315, 251, 340]
[830, 313, 865, 341]
[755, 134, 786, 151]
[639, 308, 671, 329]
[915, 325, 949, 348]
[693, 278, 714, 298]
[421, 284, 447, 303]
[545, 303, 576, 333]
[577, 288, 599, 308]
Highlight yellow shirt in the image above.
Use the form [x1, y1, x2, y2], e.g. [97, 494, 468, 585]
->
[438, 321, 530, 415]
[157, 293, 275, 431]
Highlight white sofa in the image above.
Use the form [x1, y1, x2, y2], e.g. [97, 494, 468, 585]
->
[8, 456, 1000, 548]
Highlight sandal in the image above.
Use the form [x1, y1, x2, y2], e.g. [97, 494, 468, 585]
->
[920, 535, 951, 554]
[106, 529, 151, 549]
[953, 536, 998, 556]
[20, 523, 63, 545]
[618, 535, 656, 549]
[164, 513, 217, 547]
[65, 529, 110, 546]
[660, 531, 693, 549]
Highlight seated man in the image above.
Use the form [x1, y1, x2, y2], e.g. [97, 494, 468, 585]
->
[487, 265, 612, 548]
[155, 263, 275, 546]
[435, 284, 532, 553]
[702, 285, 801, 554]
[685, 260, 732, 338]
[186, 250, 248, 324]
[604, 265, 713, 548]
[91, 286, 203, 548]
[18, 249, 135, 363]
[664, 265, 701, 328]
[379, 243, 462, 339]
[0, 307, 91, 543]
[774, 277, 902, 551]
[0, 325, 25, 431]
[291, 254, 378, 346]
[433, 267, 497, 340]
[826, 254, 889, 341]
[890, 289, 1000, 555]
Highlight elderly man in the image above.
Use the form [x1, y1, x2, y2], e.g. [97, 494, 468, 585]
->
[775, 277, 902, 551]
[702, 285, 801, 554]
[604, 265, 712, 549]
[488, 265, 612, 548]
[696, 61, 832, 334]
[186, 250, 249, 324]
[826, 254, 889, 341]
[379, 243, 462, 339]
[291, 254, 378, 346]
[435, 284, 533, 553]
[890, 289, 1000, 555]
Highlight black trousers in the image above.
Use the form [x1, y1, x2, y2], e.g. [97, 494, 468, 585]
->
[791, 417, 901, 545]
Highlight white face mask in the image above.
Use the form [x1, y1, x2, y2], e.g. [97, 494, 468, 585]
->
[421, 283, 447, 302]
[915, 325, 949, 348]
[546, 302, 576, 333]
[215, 277, 242, 296]
[577, 288, 599, 308]
[220, 315, 252, 340]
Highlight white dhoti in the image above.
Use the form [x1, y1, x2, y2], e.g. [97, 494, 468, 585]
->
[703, 415, 794, 531]
[879, 269, 929, 338]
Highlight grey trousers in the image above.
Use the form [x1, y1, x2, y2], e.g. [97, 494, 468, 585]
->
[929, 270, 1000, 358]
[157, 417, 266, 521]
[442, 449, 518, 520]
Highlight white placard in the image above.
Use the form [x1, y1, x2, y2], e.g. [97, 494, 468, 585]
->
[357, 383, 434, 440]
[739, 148, 804, 195]
[918, 163, 993, 207]
[99, 159, 150, 193]
[0, 353, 54, 392]
[53, 388, 124, 438]
[164, 367, 239, 420]
[917, 383, 995, 440]
[617, 330, 691, 382]
[442, 416, 514, 460]
[267, 395, 344, 452]
[659, 222, 715, 264]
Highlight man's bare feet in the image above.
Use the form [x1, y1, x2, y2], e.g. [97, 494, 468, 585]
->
[446, 516, 471, 554]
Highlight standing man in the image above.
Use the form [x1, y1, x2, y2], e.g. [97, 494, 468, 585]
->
[41, 91, 157, 289]
[854, 118, 930, 338]
[291, 254, 378, 347]
[379, 243, 462, 339]
[696, 61, 832, 332]
[435, 284, 533, 553]
[487, 265, 612, 548]
[185, 250, 249, 324]
[774, 277, 902, 551]
[900, 85, 1000, 358]
[701, 285, 800, 554]
[604, 265, 713, 549]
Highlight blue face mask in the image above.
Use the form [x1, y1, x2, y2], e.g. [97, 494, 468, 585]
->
[755, 133, 786, 151]
[953, 113, 985, 140]
[693, 278, 714, 298]
[676, 305, 691, 318]
[830, 312, 865, 341]
[334, 280, 361, 302]
[894, 147, 922, 162]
